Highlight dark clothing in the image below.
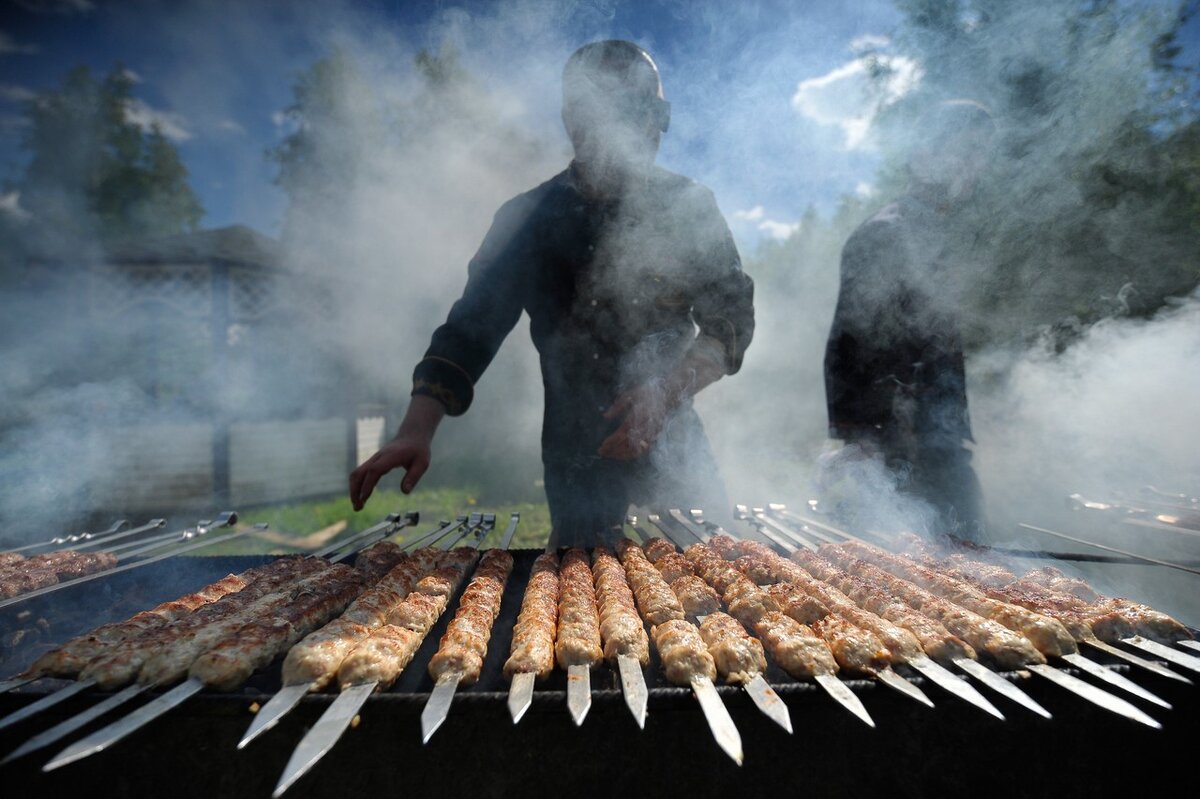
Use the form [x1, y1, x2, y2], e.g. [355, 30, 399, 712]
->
[824, 191, 984, 538]
[413, 163, 753, 542]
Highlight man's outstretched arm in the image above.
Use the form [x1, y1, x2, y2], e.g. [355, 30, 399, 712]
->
[349, 395, 446, 510]
[349, 196, 533, 508]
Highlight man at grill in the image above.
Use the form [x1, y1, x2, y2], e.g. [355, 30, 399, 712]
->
[350, 40, 754, 546]
[823, 100, 995, 542]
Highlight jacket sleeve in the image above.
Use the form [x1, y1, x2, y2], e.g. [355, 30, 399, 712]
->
[824, 220, 908, 440]
[687, 187, 755, 375]
[412, 198, 532, 416]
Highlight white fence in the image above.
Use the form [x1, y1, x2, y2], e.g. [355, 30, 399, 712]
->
[88, 418, 351, 512]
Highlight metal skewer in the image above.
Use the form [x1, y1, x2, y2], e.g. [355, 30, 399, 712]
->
[108, 516, 264, 562]
[650, 515, 792, 732]
[272, 682, 373, 798]
[74, 519, 168, 552]
[1121, 636, 1200, 675]
[44, 677, 206, 771]
[760, 506, 1172, 722]
[39, 527, 389, 771]
[616, 654, 648, 729]
[0, 679, 94, 732]
[744, 508, 1010, 720]
[235, 514, 427, 750]
[813, 674, 875, 728]
[0, 513, 247, 612]
[722, 509, 878, 726]
[1026, 664, 1161, 728]
[1059, 652, 1172, 708]
[673, 509, 713, 542]
[272, 522, 490, 796]
[692, 676, 743, 765]
[1, 519, 130, 555]
[422, 670, 466, 742]
[1084, 639, 1192, 683]
[565, 664, 592, 727]
[507, 671, 536, 724]
[951, 658, 1052, 718]
[1, 684, 145, 765]
[744, 673, 793, 733]
[1178, 640, 1200, 654]
[421, 514, 500, 743]
[1018, 522, 1200, 577]
[0, 677, 38, 694]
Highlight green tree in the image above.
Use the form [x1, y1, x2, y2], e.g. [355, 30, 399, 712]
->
[870, 0, 1200, 345]
[14, 63, 203, 252]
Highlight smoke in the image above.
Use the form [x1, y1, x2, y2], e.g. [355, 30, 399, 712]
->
[0, 0, 1196, 624]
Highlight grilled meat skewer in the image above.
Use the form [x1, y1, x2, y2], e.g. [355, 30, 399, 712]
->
[556, 548, 604, 725]
[505, 552, 560, 723]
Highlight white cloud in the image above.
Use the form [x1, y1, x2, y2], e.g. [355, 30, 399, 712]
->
[733, 204, 799, 240]
[0, 191, 31, 222]
[850, 34, 890, 52]
[791, 53, 922, 150]
[217, 118, 246, 135]
[124, 98, 192, 141]
[271, 110, 289, 127]
[0, 84, 36, 102]
[0, 31, 39, 55]
[121, 67, 142, 84]
[758, 219, 800, 240]
[855, 181, 876, 198]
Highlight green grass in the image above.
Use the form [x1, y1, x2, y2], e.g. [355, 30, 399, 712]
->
[205, 487, 552, 555]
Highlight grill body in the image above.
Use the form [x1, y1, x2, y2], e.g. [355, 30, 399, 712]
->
[1, 552, 1196, 797]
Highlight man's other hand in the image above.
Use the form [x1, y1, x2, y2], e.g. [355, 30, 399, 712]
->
[598, 383, 670, 461]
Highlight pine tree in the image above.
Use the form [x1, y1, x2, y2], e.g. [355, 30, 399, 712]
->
[14, 63, 204, 253]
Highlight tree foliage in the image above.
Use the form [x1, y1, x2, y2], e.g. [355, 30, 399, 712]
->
[872, 0, 1200, 346]
[12, 64, 203, 254]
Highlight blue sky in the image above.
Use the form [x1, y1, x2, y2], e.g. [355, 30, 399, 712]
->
[0, 0, 1195, 251]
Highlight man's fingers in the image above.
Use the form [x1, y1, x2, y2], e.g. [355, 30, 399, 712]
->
[356, 467, 384, 510]
[349, 468, 365, 510]
[598, 425, 651, 461]
[401, 454, 430, 494]
[603, 393, 633, 421]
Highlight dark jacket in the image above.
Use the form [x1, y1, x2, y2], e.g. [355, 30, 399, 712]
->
[413, 162, 754, 472]
[824, 192, 972, 451]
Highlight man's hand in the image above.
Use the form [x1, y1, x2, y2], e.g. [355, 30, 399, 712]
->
[349, 395, 445, 510]
[598, 345, 727, 461]
[598, 382, 670, 461]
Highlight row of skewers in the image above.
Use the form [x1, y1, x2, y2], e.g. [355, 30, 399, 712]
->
[0, 514, 273, 611]
[0, 505, 1196, 796]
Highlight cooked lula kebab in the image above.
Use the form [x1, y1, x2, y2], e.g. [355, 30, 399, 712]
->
[44, 558, 369, 771]
[723, 538, 1001, 718]
[272, 520, 493, 798]
[504, 551, 561, 724]
[555, 547, 604, 726]
[890, 534, 1185, 698]
[638, 519, 793, 732]
[681, 540, 874, 728]
[238, 545, 444, 748]
[615, 539, 743, 764]
[422, 546, 515, 741]
[811, 543, 1162, 728]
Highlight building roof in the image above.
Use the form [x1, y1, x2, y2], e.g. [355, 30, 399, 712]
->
[104, 225, 280, 268]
